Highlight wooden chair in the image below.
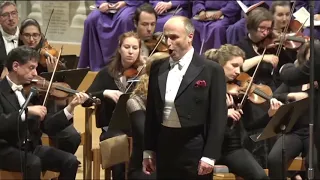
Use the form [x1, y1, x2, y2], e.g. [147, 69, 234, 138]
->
[92, 137, 133, 180]
[213, 166, 269, 180]
[288, 157, 305, 171]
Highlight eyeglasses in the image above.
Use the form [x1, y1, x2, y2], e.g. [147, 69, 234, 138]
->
[22, 33, 41, 39]
[0, 10, 18, 19]
[257, 26, 272, 33]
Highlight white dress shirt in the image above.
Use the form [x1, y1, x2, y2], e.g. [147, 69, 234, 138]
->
[143, 48, 215, 166]
[6, 76, 73, 121]
[0, 26, 19, 54]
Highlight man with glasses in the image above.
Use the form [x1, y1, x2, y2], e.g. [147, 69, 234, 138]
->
[0, 1, 19, 79]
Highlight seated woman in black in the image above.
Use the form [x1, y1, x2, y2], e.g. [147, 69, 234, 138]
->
[205, 44, 282, 179]
[83, 31, 144, 180]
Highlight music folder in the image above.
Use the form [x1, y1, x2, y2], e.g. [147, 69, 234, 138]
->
[108, 93, 131, 133]
[250, 98, 309, 142]
[40, 68, 90, 90]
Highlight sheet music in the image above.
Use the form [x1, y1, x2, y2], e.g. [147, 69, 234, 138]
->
[293, 7, 320, 27]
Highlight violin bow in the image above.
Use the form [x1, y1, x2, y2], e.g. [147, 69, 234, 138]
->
[199, 38, 205, 55]
[42, 46, 64, 106]
[149, 4, 181, 57]
[44, 9, 55, 38]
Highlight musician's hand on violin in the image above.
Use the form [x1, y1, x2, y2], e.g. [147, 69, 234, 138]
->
[226, 94, 234, 107]
[155, 2, 172, 15]
[198, 11, 206, 21]
[46, 54, 57, 72]
[228, 108, 243, 121]
[111, 1, 126, 10]
[262, 54, 279, 68]
[103, 90, 123, 103]
[98, 2, 110, 12]
[268, 98, 282, 117]
[27, 105, 47, 121]
[66, 92, 90, 113]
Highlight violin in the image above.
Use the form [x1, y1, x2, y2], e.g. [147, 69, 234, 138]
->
[144, 33, 169, 54]
[24, 75, 101, 104]
[39, 39, 66, 69]
[227, 72, 273, 104]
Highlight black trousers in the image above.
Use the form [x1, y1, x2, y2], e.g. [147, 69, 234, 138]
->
[0, 145, 79, 180]
[100, 129, 126, 180]
[48, 124, 81, 154]
[217, 148, 269, 180]
[268, 130, 320, 179]
[156, 125, 212, 180]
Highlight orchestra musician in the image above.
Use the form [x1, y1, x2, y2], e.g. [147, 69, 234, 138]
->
[83, 31, 143, 180]
[205, 45, 281, 180]
[235, 7, 277, 168]
[16, 18, 83, 155]
[132, 3, 158, 57]
[142, 16, 227, 179]
[268, 42, 320, 179]
[78, 0, 144, 71]
[280, 41, 320, 177]
[0, 46, 89, 180]
[0, 1, 19, 79]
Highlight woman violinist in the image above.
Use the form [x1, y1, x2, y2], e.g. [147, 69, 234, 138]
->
[82, 31, 144, 180]
[18, 18, 64, 74]
[204, 44, 282, 179]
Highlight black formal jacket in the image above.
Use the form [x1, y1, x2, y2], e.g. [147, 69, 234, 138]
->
[144, 52, 228, 160]
[0, 31, 8, 76]
[0, 78, 71, 153]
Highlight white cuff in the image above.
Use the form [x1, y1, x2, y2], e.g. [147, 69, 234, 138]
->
[201, 157, 215, 166]
[143, 150, 155, 159]
[63, 108, 73, 120]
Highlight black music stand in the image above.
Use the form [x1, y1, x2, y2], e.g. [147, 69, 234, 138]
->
[250, 98, 309, 180]
[108, 93, 131, 135]
[40, 68, 90, 90]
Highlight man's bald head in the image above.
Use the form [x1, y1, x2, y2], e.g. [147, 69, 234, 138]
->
[164, 16, 195, 35]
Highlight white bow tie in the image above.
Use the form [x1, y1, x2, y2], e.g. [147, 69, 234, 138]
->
[12, 84, 23, 91]
[4, 35, 18, 42]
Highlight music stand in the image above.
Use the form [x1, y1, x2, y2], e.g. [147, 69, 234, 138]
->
[108, 93, 131, 135]
[60, 55, 79, 69]
[250, 98, 309, 180]
[40, 68, 90, 90]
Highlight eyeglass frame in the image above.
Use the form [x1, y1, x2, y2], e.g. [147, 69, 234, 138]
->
[257, 26, 272, 33]
[21, 33, 41, 40]
[0, 10, 18, 19]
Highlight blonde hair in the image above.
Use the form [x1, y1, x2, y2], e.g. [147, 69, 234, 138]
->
[132, 74, 149, 97]
[204, 44, 245, 66]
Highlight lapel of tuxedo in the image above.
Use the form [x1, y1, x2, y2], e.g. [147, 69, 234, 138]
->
[0, 31, 8, 62]
[0, 78, 21, 110]
[175, 53, 204, 99]
[158, 58, 170, 102]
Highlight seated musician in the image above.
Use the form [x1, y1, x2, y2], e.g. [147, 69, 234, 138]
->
[149, 0, 189, 32]
[268, 42, 320, 180]
[83, 31, 143, 180]
[17, 18, 82, 155]
[192, 1, 240, 52]
[18, 18, 63, 74]
[0, 2, 21, 79]
[226, 0, 271, 44]
[235, 7, 278, 168]
[78, 0, 144, 71]
[205, 45, 282, 180]
[132, 3, 157, 57]
[126, 58, 157, 180]
[0, 46, 89, 179]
